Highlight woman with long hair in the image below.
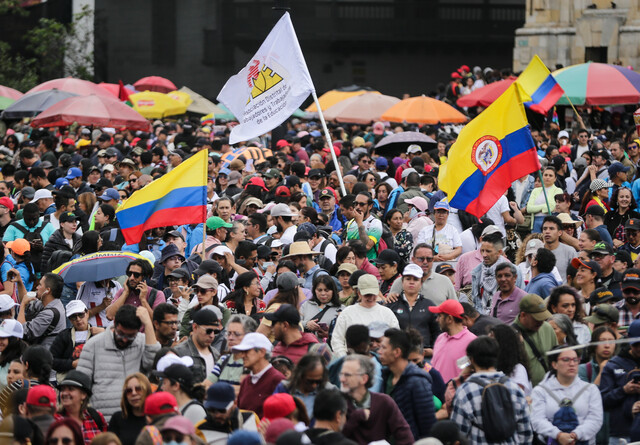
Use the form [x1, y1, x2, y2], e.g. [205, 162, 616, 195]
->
[328, 245, 356, 276]
[580, 179, 613, 215]
[45, 418, 85, 445]
[385, 209, 413, 263]
[547, 285, 590, 345]
[257, 272, 304, 341]
[605, 186, 640, 247]
[158, 364, 206, 425]
[527, 167, 563, 232]
[107, 373, 152, 445]
[77, 192, 97, 233]
[549, 313, 579, 347]
[225, 271, 266, 316]
[300, 275, 343, 340]
[374, 182, 393, 218]
[74, 231, 102, 257]
[531, 347, 603, 444]
[489, 324, 531, 396]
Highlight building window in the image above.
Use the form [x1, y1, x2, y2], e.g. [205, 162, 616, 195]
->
[585, 47, 607, 63]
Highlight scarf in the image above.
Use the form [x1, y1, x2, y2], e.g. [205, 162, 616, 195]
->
[480, 256, 508, 310]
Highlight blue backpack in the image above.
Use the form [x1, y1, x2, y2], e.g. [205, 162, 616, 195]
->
[540, 383, 590, 445]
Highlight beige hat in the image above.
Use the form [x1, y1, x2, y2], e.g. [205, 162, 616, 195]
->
[557, 212, 582, 227]
[337, 263, 357, 275]
[355, 274, 379, 295]
[281, 241, 320, 259]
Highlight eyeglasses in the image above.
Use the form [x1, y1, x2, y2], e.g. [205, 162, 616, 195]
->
[127, 271, 142, 278]
[125, 385, 142, 394]
[202, 327, 221, 336]
[305, 378, 323, 385]
[48, 438, 73, 445]
[414, 256, 434, 263]
[339, 372, 364, 378]
[355, 201, 369, 207]
[68, 311, 86, 321]
[160, 320, 179, 326]
[114, 329, 137, 342]
[558, 357, 580, 364]
[226, 331, 244, 338]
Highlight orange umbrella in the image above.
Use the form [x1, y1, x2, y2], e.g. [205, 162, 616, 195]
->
[381, 95, 468, 124]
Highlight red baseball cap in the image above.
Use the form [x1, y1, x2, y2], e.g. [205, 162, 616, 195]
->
[263, 393, 296, 421]
[275, 186, 291, 197]
[144, 391, 178, 416]
[245, 177, 268, 191]
[451, 72, 462, 79]
[429, 300, 464, 318]
[276, 139, 290, 148]
[0, 197, 14, 211]
[26, 385, 56, 409]
[62, 138, 75, 146]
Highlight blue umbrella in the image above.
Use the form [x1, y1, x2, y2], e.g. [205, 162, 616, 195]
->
[52, 251, 153, 283]
[1, 88, 79, 119]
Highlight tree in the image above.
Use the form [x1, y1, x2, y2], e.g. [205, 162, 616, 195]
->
[0, 41, 38, 92]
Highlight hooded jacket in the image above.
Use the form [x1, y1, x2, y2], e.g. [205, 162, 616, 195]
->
[381, 362, 436, 440]
[41, 228, 81, 273]
[525, 272, 562, 299]
[600, 346, 640, 438]
[272, 332, 319, 364]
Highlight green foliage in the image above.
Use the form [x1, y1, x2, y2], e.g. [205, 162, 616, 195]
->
[25, 17, 67, 80]
[0, 41, 38, 92]
[0, 0, 27, 16]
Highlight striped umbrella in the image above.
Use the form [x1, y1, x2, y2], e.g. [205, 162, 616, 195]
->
[53, 251, 153, 283]
[553, 62, 640, 105]
[221, 146, 274, 168]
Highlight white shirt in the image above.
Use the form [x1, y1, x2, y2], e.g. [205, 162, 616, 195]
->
[483, 195, 510, 236]
[77, 280, 122, 327]
[281, 225, 298, 245]
[416, 224, 462, 254]
[312, 237, 337, 264]
[331, 304, 400, 357]
[250, 363, 273, 384]
[199, 349, 214, 377]
[460, 229, 479, 254]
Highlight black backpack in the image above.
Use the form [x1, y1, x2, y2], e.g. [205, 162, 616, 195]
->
[466, 375, 517, 443]
[10, 222, 45, 273]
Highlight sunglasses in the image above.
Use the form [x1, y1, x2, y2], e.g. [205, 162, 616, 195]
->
[125, 385, 142, 394]
[68, 311, 86, 321]
[355, 201, 369, 207]
[127, 271, 142, 278]
[203, 327, 221, 336]
[414, 256, 434, 263]
[161, 434, 185, 443]
[196, 288, 211, 294]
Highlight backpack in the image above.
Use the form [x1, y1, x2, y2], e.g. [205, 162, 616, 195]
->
[377, 223, 395, 253]
[10, 222, 45, 273]
[466, 375, 517, 443]
[540, 383, 590, 444]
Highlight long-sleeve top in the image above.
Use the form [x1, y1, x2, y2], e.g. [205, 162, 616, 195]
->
[385, 294, 441, 348]
[527, 185, 563, 215]
[331, 303, 399, 357]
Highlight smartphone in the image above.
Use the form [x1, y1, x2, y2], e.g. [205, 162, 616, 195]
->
[318, 322, 328, 331]
[457, 356, 471, 370]
[633, 376, 640, 384]
[7, 271, 16, 280]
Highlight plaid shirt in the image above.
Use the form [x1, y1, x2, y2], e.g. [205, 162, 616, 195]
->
[615, 299, 640, 327]
[450, 371, 533, 445]
[55, 410, 107, 445]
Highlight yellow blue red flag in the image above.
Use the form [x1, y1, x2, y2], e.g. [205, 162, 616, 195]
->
[517, 55, 564, 114]
[439, 83, 540, 217]
[116, 150, 208, 245]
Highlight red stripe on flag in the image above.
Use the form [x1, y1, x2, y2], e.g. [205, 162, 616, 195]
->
[120, 205, 206, 245]
[529, 84, 564, 114]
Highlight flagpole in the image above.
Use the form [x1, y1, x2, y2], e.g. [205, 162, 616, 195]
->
[562, 93, 587, 130]
[538, 170, 552, 215]
[201, 149, 207, 262]
[312, 91, 347, 197]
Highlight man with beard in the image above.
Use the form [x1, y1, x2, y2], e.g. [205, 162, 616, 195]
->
[77, 305, 159, 419]
[106, 259, 166, 321]
[615, 269, 640, 327]
[195, 382, 260, 443]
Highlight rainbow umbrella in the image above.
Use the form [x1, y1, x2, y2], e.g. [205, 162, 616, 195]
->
[553, 62, 640, 105]
[53, 251, 153, 283]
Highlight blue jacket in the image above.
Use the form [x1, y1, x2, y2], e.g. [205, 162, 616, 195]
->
[525, 272, 562, 299]
[386, 186, 405, 217]
[382, 362, 436, 440]
[600, 347, 640, 438]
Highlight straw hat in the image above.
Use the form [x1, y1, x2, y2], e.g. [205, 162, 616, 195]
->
[281, 241, 320, 259]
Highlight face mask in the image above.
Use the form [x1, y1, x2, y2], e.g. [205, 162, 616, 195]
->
[409, 208, 418, 218]
[626, 297, 640, 306]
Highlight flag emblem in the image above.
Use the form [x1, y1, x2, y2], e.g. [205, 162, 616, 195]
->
[247, 60, 284, 101]
[472, 135, 502, 175]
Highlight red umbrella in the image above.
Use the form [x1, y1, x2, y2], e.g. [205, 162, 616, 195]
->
[133, 76, 177, 94]
[26, 77, 112, 98]
[0, 85, 23, 100]
[456, 77, 517, 108]
[98, 82, 136, 98]
[31, 94, 150, 131]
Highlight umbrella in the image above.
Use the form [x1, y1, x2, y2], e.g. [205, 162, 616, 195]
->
[31, 94, 150, 131]
[134, 76, 178, 94]
[0, 97, 14, 111]
[381, 95, 468, 125]
[305, 86, 380, 112]
[553, 62, 640, 105]
[375, 131, 437, 152]
[324, 92, 400, 124]
[130, 91, 188, 118]
[26, 77, 113, 98]
[0, 85, 23, 101]
[53, 251, 153, 283]
[98, 82, 137, 98]
[1, 89, 79, 119]
[456, 77, 517, 108]
[221, 146, 274, 167]
[177, 86, 230, 117]
[167, 90, 193, 107]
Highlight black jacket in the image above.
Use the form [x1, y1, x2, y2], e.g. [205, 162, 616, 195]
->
[305, 429, 357, 445]
[41, 229, 81, 273]
[50, 327, 96, 373]
[385, 294, 440, 348]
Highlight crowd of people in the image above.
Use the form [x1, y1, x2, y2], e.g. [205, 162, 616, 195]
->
[2, 65, 640, 444]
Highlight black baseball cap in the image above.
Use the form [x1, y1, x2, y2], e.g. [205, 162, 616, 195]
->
[194, 260, 223, 276]
[264, 304, 301, 325]
[436, 263, 455, 274]
[373, 249, 401, 266]
[622, 268, 640, 291]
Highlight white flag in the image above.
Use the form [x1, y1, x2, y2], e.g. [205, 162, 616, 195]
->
[217, 12, 315, 145]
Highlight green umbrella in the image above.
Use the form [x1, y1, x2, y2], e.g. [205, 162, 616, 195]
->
[0, 96, 15, 111]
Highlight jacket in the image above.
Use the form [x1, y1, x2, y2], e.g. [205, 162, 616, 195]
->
[76, 329, 160, 420]
[174, 336, 220, 383]
[527, 185, 563, 215]
[50, 327, 96, 375]
[531, 374, 603, 444]
[381, 362, 436, 440]
[525, 272, 562, 299]
[385, 294, 440, 348]
[396, 187, 425, 214]
[471, 260, 524, 315]
[41, 229, 81, 273]
[305, 429, 357, 445]
[272, 332, 319, 364]
[600, 346, 640, 438]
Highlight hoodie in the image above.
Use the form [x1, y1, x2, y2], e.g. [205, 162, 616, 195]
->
[600, 346, 640, 437]
[272, 332, 319, 364]
[525, 272, 562, 299]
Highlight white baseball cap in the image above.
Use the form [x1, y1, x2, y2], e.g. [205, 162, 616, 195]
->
[558, 130, 570, 140]
[156, 354, 194, 372]
[65, 300, 87, 318]
[402, 263, 424, 279]
[211, 245, 233, 257]
[0, 319, 23, 339]
[29, 189, 53, 203]
[231, 332, 273, 353]
[0, 294, 18, 313]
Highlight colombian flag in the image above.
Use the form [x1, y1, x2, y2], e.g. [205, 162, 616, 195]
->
[517, 55, 564, 114]
[200, 113, 215, 126]
[439, 83, 540, 218]
[116, 150, 208, 244]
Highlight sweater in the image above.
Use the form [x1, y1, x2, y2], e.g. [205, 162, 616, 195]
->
[236, 366, 285, 417]
[107, 412, 146, 445]
[331, 304, 399, 357]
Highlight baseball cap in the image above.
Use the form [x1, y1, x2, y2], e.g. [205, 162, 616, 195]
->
[622, 268, 640, 291]
[167, 268, 190, 282]
[7, 239, 30, 256]
[59, 370, 93, 396]
[433, 200, 450, 212]
[0, 294, 18, 313]
[615, 250, 634, 269]
[284, 175, 301, 188]
[368, 321, 389, 338]
[206, 216, 233, 231]
[0, 197, 13, 211]
[161, 416, 196, 437]
[584, 205, 605, 217]
[625, 218, 640, 230]
[428, 300, 464, 318]
[401, 168, 417, 179]
[585, 304, 620, 325]
[264, 168, 281, 179]
[231, 332, 273, 353]
[355, 274, 379, 296]
[245, 177, 268, 191]
[524, 238, 544, 257]
[518, 294, 552, 321]
[264, 304, 301, 325]
[65, 300, 87, 318]
[275, 186, 290, 197]
[375, 157, 388, 170]
[163, 230, 185, 242]
[308, 168, 326, 179]
[297, 222, 317, 236]
[318, 188, 335, 200]
[263, 393, 296, 421]
[405, 196, 428, 212]
[609, 162, 631, 177]
[435, 263, 455, 275]
[65, 167, 83, 180]
[193, 260, 223, 276]
[29, 189, 52, 204]
[99, 188, 120, 201]
[144, 392, 178, 416]
[481, 225, 502, 239]
[194, 275, 219, 290]
[204, 382, 236, 410]
[629, 319, 640, 345]
[192, 308, 219, 326]
[276, 272, 299, 291]
[588, 287, 619, 306]
[352, 136, 365, 147]
[155, 364, 194, 388]
[211, 245, 233, 258]
[59, 212, 79, 224]
[155, 355, 194, 373]
[276, 139, 290, 148]
[592, 242, 614, 256]
[374, 249, 401, 266]
[271, 203, 295, 217]
[558, 130, 570, 140]
[0, 319, 22, 339]
[337, 263, 357, 275]
[407, 144, 422, 154]
[402, 263, 424, 279]
[20, 187, 35, 200]
[570, 258, 601, 277]
[26, 385, 56, 409]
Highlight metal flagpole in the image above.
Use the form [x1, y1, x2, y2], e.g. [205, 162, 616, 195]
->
[312, 90, 347, 197]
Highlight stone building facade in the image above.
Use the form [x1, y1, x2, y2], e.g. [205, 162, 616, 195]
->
[513, 0, 640, 71]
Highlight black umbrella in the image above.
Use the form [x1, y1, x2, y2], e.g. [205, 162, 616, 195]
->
[1, 88, 79, 119]
[375, 131, 437, 154]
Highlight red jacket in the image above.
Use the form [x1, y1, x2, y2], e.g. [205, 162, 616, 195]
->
[272, 332, 319, 364]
